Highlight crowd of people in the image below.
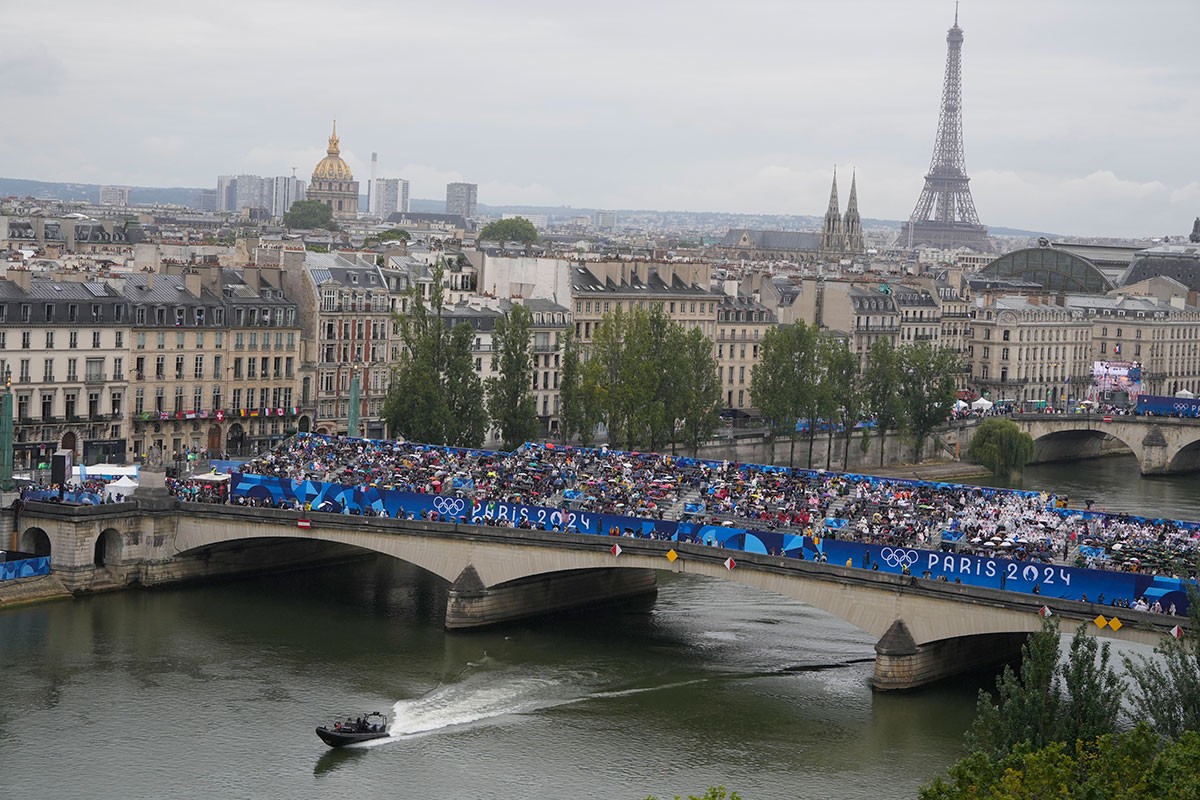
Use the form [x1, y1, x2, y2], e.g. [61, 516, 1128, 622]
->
[226, 435, 1200, 585]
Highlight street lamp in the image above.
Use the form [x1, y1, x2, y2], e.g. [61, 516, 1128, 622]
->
[0, 366, 13, 491]
[347, 362, 362, 439]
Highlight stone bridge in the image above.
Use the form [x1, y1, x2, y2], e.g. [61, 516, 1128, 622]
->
[950, 414, 1200, 475]
[11, 501, 1188, 692]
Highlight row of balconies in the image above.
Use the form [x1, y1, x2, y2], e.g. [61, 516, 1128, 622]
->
[16, 373, 119, 384]
[135, 371, 294, 381]
[16, 412, 123, 424]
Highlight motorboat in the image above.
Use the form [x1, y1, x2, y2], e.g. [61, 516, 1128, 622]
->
[315, 711, 390, 747]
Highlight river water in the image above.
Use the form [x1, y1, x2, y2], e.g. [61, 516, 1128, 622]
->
[1, 454, 1192, 800]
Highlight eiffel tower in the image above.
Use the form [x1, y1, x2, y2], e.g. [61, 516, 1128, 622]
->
[900, 7, 989, 251]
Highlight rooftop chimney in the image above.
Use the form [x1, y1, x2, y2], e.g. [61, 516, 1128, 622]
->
[8, 268, 31, 291]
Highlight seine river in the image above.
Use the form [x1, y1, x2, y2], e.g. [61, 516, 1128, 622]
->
[1, 454, 1193, 800]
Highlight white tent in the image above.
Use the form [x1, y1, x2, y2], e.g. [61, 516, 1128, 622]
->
[77, 463, 138, 480]
[954, 399, 969, 411]
[1176, 389, 1195, 399]
[104, 475, 139, 501]
[970, 397, 994, 411]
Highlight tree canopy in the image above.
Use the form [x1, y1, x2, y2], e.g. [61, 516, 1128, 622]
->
[479, 217, 538, 244]
[558, 330, 601, 446]
[896, 340, 960, 461]
[561, 305, 720, 453]
[283, 200, 337, 230]
[924, 595, 1200, 799]
[968, 417, 1036, 477]
[379, 228, 410, 241]
[382, 260, 484, 447]
[861, 338, 904, 467]
[486, 304, 541, 450]
[749, 321, 820, 467]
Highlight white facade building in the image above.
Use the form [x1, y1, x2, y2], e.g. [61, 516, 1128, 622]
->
[371, 178, 409, 219]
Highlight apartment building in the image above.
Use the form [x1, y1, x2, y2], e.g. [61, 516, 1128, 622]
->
[0, 271, 129, 469]
[570, 261, 719, 349]
[715, 294, 777, 412]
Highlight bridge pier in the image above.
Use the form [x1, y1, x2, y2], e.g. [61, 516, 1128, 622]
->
[1138, 426, 1171, 474]
[871, 620, 1028, 691]
[445, 566, 658, 629]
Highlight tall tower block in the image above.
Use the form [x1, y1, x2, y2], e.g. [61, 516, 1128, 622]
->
[899, 8, 989, 251]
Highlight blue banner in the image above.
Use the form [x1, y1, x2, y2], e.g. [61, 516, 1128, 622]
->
[0, 556, 51, 582]
[229, 471, 1194, 614]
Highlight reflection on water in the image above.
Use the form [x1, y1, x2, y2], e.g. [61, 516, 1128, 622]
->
[1, 559, 989, 800]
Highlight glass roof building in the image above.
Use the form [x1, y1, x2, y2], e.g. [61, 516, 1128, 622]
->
[976, 245, 1115, 293]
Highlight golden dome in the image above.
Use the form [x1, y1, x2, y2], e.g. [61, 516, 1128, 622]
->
[312, 120, 354, 182]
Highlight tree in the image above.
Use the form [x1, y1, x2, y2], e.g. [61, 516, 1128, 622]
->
[585, 305, 638, 449]
[1124, 587, 1200, 740]
[487, 304, 540, 450]
[646, 788, 743, 800]
[966, 618, 1123, 760]
[921, 727, 1200, 800]
[582, 305, 693, 452]
[861, 338, 903, 467]
[379, 228, 410, 242]
[897, 341, 959, 462]
[558, 330, 600, 445]
[968, 417, 1036, 477]
[479, 217, 538, 244]
[383, 260, 484, 447]
[675, 327, 722, 456]
[443, 323, 486, 447]
[283, 200, 337, 230]
[819, 337, 860, 470]
[750, 322, 819, 468]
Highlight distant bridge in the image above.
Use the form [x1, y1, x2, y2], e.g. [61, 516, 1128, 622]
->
[14, 501, 1189, 692]
[952, 413, 1200, 475]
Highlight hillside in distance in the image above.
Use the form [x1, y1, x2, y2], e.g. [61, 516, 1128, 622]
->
[0, 177, 1059, 238]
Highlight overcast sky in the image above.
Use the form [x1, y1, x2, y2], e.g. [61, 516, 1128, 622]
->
[3, 0, 1197, 237]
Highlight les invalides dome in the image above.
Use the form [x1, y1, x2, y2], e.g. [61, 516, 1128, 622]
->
[308, 121, 359, 220]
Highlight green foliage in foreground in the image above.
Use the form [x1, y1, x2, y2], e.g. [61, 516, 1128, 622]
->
[966, 618, 1122, 760]
[920, 726, 1200, 800]
[925, 589, 1200, 798]
[645, 787, 743, 800]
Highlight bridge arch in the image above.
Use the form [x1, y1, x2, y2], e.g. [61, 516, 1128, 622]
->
[1027, 428, 1134, 463]
[1167, 439, 1200, 473]
[94, 528, 122, 567]
[20, 527, 51, 557]
[171, 515, 1040, 648]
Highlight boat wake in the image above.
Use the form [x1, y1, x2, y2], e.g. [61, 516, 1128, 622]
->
[347, 665, 707, 748]
[346, 654, 869, 750]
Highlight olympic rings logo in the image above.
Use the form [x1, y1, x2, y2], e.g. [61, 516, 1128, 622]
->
[433, 496, 467, 517]
[880, 547, 920, 568]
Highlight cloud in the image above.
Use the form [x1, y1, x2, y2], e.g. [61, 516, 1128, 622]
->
[0, 45, 67, 94]
[1, 0, 1197, 238]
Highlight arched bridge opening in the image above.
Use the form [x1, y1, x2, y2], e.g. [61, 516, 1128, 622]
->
[20, 527, 51, 558]
[1168, 439, 1200, 473]
[1029, 429, 1133, 464]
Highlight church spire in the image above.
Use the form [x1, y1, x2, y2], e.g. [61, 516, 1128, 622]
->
[327, 119, 340, 156]
[820, 167, 845, 257]
[843, 170, 864, 255]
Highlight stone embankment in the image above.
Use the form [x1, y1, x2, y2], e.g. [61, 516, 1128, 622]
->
[0, 573, 73, 609]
